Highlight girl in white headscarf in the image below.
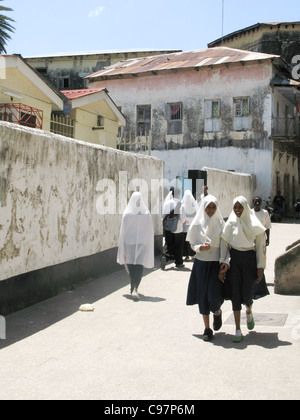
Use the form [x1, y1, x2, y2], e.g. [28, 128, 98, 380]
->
[181, 190, 197, 260]
[219, 196, 268, 343]
[117, 192, 154, 300]
[186, 195, 228, 341]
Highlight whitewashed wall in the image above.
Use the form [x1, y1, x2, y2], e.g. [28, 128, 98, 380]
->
[152, 146, 272, 206]
[0, 122, 163, 282]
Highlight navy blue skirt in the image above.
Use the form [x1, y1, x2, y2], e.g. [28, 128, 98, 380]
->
[186, 259, 224, 315]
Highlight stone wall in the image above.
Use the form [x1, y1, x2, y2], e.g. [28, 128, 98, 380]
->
[0, 122, 163, 313]
[275, 241, 300, 295]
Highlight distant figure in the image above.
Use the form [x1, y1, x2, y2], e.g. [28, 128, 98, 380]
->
[294, 198, 300, 219]
[181, 190, 197, 260]
[273, 191, 285, 217]
[252, 197, 271, 247]
[161, 187, 186, 269]
[117, 192, 154, 300]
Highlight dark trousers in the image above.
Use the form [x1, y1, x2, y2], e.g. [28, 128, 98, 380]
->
[164, 231, 184, 266]
[126, 264, 144, 293]
[226, 249, 257, 311]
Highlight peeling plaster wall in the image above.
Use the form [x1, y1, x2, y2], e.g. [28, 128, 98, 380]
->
[0, 122, 163, 282]
[90, 61, 273, 151]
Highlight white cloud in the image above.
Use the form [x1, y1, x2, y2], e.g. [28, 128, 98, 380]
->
[88, 6, 105, 18]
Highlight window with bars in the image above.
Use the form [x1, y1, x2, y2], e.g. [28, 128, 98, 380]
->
[136, 105, 151, 135]
[204, 99, 221, 132]
[234, 97, 250, 117]
[233, 97, 251, 131]
[165, 102, 183, 135]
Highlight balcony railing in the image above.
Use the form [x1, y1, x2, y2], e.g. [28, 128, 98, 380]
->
[272, 116, 300, 138]
[0, 103, 43, 129]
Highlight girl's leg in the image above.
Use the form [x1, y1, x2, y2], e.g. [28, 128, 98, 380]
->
[203, 315, 210, 330]
[246, 304, 255, 330]
[202, 314, 213, 341]
[233, 310, 243, 343]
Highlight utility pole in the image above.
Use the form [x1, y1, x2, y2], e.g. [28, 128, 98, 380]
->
[222, 0, 225, 45]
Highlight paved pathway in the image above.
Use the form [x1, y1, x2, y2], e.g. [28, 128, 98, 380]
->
[0, 220, 299, 400]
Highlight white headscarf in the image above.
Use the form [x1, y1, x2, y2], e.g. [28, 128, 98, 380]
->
[187, 195, 225, 248]
[221, 196, 265, 248]
[181, 190, 197, 224]
[117, 192, 154, 268]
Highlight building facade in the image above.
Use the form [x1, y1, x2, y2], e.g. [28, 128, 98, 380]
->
[208, 21, 300, 74]
[25, 49, 181, 90]
[86, 47, 300, 210]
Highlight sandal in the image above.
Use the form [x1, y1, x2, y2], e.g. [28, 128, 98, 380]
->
[233, 330, 243, 343]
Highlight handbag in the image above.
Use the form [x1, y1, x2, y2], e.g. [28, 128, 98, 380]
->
[163, 202, 181, 232]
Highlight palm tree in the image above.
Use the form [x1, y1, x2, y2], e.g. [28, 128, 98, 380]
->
[0, 1, 14, 53]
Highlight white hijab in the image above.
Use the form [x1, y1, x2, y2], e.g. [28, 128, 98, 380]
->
[187, 195, 225, 248]
[221, 196, 266, 248]
[117, 192, 154, 268]
[181, 190, 197, 224]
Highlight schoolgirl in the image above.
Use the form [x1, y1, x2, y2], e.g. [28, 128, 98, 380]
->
[186, 195, 228, 341]
[220, 196, 269, 343]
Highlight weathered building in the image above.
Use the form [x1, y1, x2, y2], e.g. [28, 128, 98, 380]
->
[208, 21, 300, 73]
[25, 49, 181, 90]
[86, 47, 300, 210]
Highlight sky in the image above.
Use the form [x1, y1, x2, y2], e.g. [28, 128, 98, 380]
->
[4, 0, 300, 57]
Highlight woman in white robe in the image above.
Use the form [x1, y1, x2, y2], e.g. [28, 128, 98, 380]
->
[117, 192, 154, 300]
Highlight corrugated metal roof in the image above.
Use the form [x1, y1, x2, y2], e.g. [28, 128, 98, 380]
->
[87, 47, 279, 80]
[61, 88, 107, 99]
[25, 49, 181, 59]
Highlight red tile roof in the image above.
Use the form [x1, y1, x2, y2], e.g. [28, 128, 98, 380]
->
[61, 88, 107, 99]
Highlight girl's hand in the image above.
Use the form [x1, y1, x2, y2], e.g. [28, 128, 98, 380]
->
[219, 263, 229, 283]
[256, 268, 264, 283]
[200, 243, 211, 251]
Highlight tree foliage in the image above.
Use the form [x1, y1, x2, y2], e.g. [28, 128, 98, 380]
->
[0, 1, 15, 53]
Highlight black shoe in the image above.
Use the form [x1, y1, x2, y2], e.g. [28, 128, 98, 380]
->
[203, 328, 213, 341]
[213, 310, 222, 331]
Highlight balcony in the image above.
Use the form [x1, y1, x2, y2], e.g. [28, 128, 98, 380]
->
[0, 103, 43, 129]
[271, 116, 300, 139]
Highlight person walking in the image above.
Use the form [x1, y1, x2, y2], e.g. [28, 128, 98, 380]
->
[186, 195, 228, 341]
[117, 191, 154, 300]
[219, 196, 268, 343]
[181, 190, 197, 261]
[161, 187, 186, 269]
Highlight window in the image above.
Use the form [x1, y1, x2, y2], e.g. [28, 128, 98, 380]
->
[204, 99, 221, 132]
[233, 97, 250, 131]
[234, 97, 249, 117]
[165, 102, 183, 135]
[20, 112, 37, 128]
[136, 105, 151, 135]
[57, 77, 70, 90]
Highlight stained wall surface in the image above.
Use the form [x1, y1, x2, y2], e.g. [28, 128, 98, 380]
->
[0, 122, 163, 282]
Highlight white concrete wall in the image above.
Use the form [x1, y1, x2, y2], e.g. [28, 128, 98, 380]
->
[202, 167, 255, 218]
[0, 122, 163, 282]
[152, 146, 272, 205]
